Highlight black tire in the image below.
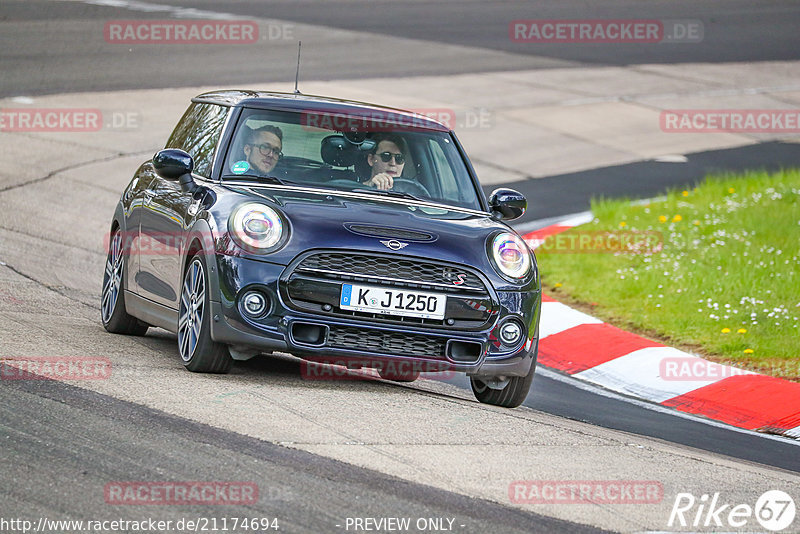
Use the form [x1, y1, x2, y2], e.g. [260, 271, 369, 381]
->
[471, 357, 536, 408]
[178, 254, 232, 373]
[101, 228, 148, 336]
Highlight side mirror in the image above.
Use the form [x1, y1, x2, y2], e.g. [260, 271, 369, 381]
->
[488, 188, 527, 221]
[153, 149, 196, 193]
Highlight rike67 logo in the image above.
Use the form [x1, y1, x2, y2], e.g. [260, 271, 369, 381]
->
[669, 490, 796, 532]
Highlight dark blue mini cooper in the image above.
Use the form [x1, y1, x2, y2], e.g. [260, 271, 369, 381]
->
[102, 90, 541, 407]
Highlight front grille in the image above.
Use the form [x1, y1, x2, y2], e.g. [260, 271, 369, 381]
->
[282, 251, 497, 329]
[327, 325, 446, 359]
[296, 252, 485, 292]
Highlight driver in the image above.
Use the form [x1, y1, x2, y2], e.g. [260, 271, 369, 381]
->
[362, 133, 407, 190]
[243, 125, 283, 175]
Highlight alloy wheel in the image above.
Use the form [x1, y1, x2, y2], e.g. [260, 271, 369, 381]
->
[178, 258, 205, 362]
[101, 231, 123, 324]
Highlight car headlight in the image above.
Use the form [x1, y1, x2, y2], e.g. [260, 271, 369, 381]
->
[229, 202, 285, 253]
[490, 232, 531, 280]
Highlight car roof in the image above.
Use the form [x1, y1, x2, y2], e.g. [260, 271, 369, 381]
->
[192, 90, 451, 132]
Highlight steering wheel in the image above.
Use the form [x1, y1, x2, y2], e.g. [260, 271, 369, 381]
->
[391, 178, 430, 198]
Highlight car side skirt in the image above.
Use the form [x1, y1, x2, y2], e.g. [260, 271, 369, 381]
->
[125, 291, 179, 333]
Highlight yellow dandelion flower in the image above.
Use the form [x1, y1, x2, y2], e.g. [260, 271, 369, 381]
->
[672, 214, 682, 222]
[737, 328, 747, 334]
[619, 221, 627, 228]
[693, 220, 700, 226]
[554, 283, 562, 288]
[728, 187, 735, 194]
[658, 215, 667, 223]
[721, 328, 731, 333]
[743, 348, 754, 354]
[682, 190, 689, 197]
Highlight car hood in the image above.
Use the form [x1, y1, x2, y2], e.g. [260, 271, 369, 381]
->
[221, 185, 515, 273]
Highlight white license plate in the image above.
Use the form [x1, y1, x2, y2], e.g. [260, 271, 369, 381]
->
[340, 284, 446, 320]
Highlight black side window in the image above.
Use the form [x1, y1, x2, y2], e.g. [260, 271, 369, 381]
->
[165, 102, 229, 178]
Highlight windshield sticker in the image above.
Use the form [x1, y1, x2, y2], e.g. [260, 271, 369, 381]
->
[231, 160, 250, 174]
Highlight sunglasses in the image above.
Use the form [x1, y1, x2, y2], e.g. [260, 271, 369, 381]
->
[250, 143, 283, 158]
[376, 152, 405, 165]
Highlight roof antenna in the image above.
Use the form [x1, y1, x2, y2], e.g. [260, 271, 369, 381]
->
[293, 41, 302, 95]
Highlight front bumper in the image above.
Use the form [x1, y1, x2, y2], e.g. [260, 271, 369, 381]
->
[207, 253, 541, 378]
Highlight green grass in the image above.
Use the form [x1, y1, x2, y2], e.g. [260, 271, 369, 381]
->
[537, 169, 800, 380]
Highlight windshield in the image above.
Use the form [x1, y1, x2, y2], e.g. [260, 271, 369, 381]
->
[222, 108, 484, 211]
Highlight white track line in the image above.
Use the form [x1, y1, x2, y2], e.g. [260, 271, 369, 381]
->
[513, 211, 592, 234]
[539, 301, 603, 339]
[573, 347, 755, 404]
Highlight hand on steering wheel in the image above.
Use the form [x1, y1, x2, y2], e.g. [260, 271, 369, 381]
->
[362, 172, 394, 190]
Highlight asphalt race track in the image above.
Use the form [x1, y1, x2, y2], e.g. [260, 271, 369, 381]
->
[0, 377, 593, 534]
[1, 1, 800, 533]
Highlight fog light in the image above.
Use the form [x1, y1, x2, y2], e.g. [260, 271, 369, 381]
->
[499, 320, 523, 345]
[241, 290, 267, 318]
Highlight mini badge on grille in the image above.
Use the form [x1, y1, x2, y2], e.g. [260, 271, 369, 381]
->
[380, 239, 409, 251]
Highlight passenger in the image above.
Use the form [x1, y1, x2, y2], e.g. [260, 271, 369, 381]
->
[362, 133, 407, 190]
[243, 125, 283, 175]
